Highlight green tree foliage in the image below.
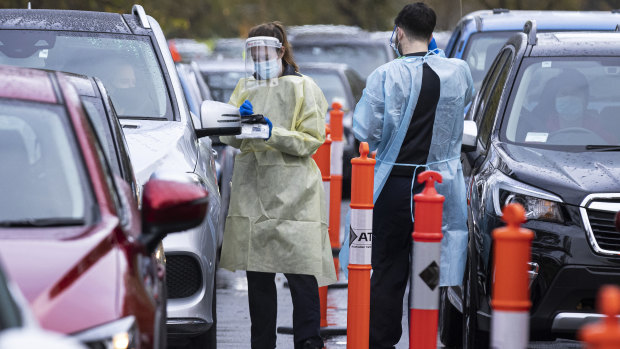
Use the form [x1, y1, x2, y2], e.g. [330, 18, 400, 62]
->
[2, 0, 618, 38]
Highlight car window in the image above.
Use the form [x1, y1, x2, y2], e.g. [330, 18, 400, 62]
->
[445, 27, 462, 57]
[305, 71, 349, 109]
[502, 57, 620, 148]
[0, 270, 21, 330]
[203, 70, 244, 103]
[477, 49, 513, 147]
[0, 99, 93, 223]
[293, 43, 389, 79]
[345, 69, 364, 103]
[81, 97, 122, 177]
[462, 31, 515, 91]
[0, 30, 173, 120]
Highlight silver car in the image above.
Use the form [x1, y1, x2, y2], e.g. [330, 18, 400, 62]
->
[0, 5, 237, 348]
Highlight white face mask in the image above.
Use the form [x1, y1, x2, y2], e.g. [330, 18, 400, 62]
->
[255, 58, 281, 80]
[555, 95, 584, 122]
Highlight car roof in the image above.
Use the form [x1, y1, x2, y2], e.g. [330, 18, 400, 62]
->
[529, 31, 620, 57]
[298, 62, 350, 73]
[0, 8, 148, 34]
[461, 9, 620, 32]
[198, 60, 245, 73]
[0, 65, 57, 103]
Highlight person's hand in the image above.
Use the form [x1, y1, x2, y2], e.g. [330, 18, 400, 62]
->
[264, 116, 273, 140]
[240, 100, 253, 116]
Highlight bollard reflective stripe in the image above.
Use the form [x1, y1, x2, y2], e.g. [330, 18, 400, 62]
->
[490, 203, 533, 349]
[409, 171, 444, 349]
[349, 209, 372, 265]
[491, 311, 529, 349]
[410, 241, 441, 310]
[331, 141, 343, 176]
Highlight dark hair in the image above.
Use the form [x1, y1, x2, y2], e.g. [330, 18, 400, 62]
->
[394, 2, 436, 41]
[248, 22, 299, 72]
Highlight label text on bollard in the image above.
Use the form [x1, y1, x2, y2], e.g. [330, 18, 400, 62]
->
[349, 209, 372, 265]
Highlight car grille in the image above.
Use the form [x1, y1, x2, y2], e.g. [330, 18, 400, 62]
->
[166, 254, 202, 299]
[581, 196, 620, 255]
[586, 209, 620, 252]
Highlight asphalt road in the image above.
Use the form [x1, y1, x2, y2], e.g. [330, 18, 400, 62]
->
[213, 200, 584, 349]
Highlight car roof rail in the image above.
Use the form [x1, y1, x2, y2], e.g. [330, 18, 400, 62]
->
[493, 8, 510, 14]
[475, 16, 483, 32]
[524, 20, 537, 46]
[132, 4, 151, 29]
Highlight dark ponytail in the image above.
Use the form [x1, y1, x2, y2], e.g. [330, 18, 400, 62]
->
[248, 21, 299, 73]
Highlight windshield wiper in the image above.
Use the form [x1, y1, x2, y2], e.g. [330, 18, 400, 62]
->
[585, 145, 620, 152]
[0, 218, 85, 227]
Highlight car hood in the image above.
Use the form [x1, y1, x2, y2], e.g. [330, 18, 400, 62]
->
[496, 143, 620, 205]
[0, 217, 121, 334]
[119, 119, 197, 185]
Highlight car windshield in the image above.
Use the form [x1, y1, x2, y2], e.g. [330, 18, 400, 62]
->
[203, 70, 244, 103]
[0, 99, 92, 224]
[462, 31, 515, 91]
[0, 30, 172, 120]
[293, 43, 389, 79]
[304, 71, 349, 109]
[502, 57, 620, 148]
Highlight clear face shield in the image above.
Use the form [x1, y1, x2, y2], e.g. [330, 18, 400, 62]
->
[244, 36, 283, 89]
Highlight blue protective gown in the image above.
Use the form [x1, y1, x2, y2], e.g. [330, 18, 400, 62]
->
[342, 51, 474, 286]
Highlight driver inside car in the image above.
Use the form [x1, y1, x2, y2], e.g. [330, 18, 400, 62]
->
[526, 69, 614, 144]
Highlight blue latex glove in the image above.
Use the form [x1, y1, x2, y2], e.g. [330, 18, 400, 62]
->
[428, 37, 438, 51]
[264, 116, 273, 140]
[239, 100, 253, 116]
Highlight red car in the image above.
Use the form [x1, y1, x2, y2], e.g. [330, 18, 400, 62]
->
[0, 64, 209, 349]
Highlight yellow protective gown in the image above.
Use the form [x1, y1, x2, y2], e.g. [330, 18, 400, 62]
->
[219, 74, 337, 287]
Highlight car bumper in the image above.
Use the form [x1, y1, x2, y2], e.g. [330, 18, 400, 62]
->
[162, 225, 216, 341]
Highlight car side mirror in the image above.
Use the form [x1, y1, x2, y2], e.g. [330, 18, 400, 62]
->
[462, 120, 478, 153]
[195, 100, 241, 138]
[139, 178, 208, 253]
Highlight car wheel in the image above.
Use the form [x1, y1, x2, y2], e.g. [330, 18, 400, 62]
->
[438, 287, 462, 348]
[187, 277, 217, 349]
[462, 251, 489, 349]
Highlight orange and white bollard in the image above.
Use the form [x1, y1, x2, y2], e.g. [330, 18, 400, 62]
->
[312, 126, 332, 329]
[346, 142, 375, 349]
[490, 203, 534, 349]
[330, 102, 344, 274]
[579, 285, 620, 349]
[409, 171, 444, 349]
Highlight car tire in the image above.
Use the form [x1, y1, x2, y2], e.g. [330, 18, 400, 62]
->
[438, 287, 462, 348]
[462, 250, 489, 349]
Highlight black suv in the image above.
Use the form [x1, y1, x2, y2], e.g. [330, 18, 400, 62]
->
[439, 22, 620, 348]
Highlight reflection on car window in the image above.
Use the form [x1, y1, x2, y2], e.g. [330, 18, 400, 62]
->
[462, 31, 514, 91]
[203, 71, 244, 103]
[293, 44, 389, 79]
[82, 98, 121, 177]
[0, 100, 91, 222]
[503, 57, 620, 147]
[305, 71, 348, 109]
[0, 30, 172, 120]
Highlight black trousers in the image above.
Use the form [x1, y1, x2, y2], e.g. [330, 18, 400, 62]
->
[246, 271, 324, 349]
[369, 175, 424, 349]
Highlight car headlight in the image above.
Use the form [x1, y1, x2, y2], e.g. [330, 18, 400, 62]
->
[72, 316, 139, 349]
[491, 172, 564, 223]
